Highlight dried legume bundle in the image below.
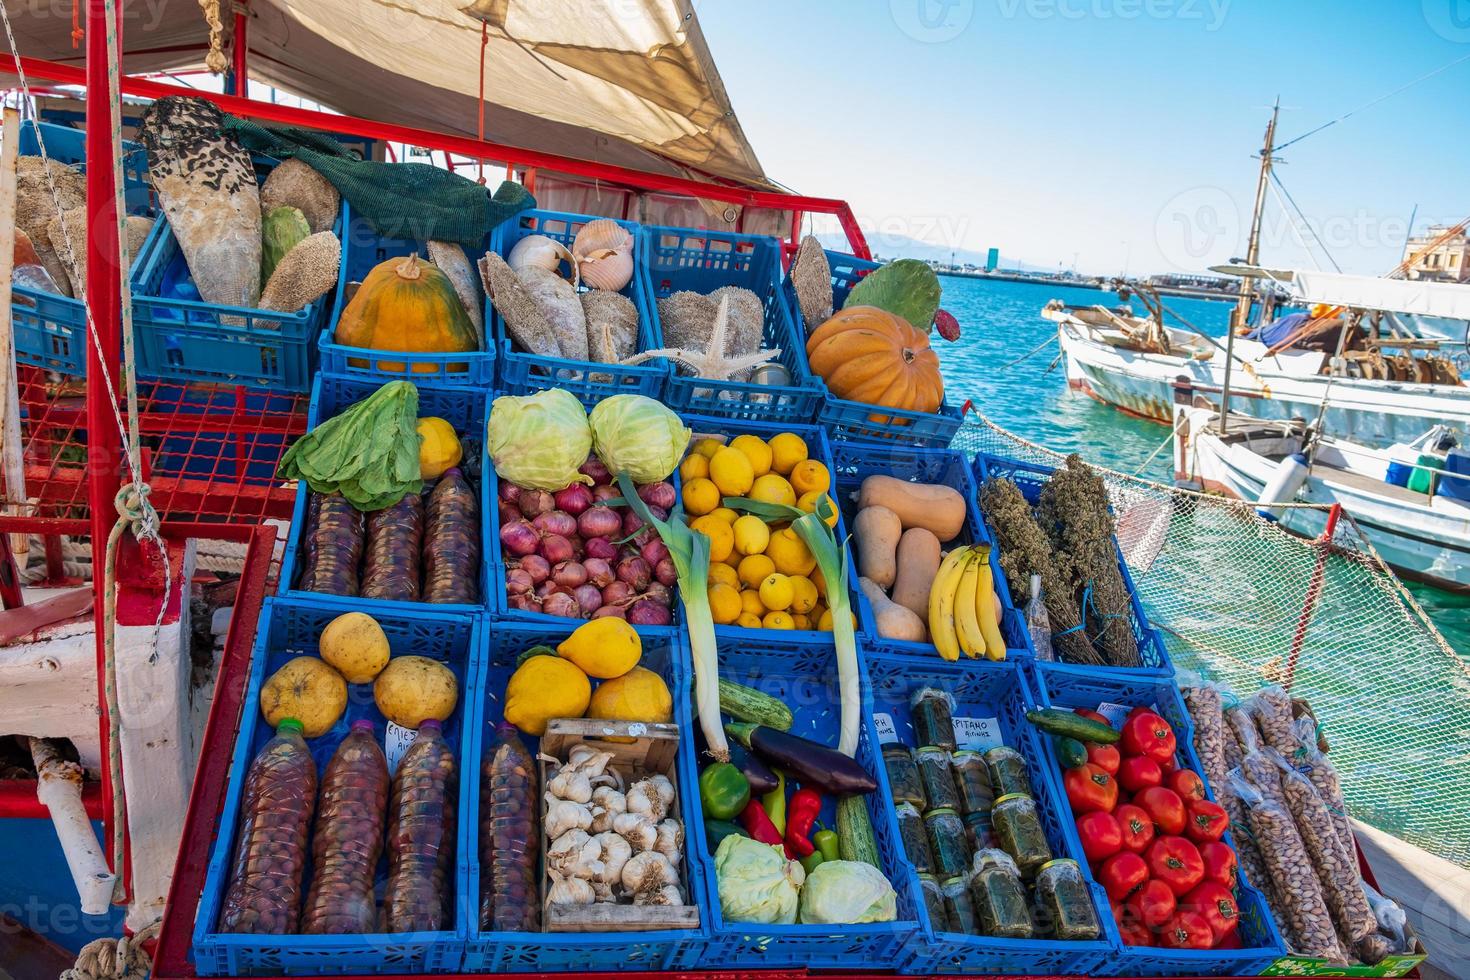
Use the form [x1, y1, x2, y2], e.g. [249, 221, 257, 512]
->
[302, 720, 389, 934]
[381, 720, 456, 932]
[1292, 717, 1355, 858]
[220, 720, 318, 934]
[1183, 684, 1229, 791]
[1249, 685, 1304, 757]
[298, 493, 363, 596]
[361, 493, 424, 602]
[480, 722, 539, 932]
[423, 468, 480, 604]
[1218, 783, 1288, 942]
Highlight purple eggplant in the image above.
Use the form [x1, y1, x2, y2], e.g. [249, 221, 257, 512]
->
[725, 722, 877, 796]
[730, 741, 779, 797]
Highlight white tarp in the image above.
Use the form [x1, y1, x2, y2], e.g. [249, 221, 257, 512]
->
[1291, 269, 1470, 321]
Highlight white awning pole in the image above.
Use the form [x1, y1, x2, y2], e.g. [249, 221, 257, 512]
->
[31, 738, 116, 916]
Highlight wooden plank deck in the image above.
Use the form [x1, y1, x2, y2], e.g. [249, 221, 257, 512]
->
[1354, 820, 1470, 980]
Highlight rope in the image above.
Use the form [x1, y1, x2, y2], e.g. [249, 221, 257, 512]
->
[61, 918, 159, 980]
[995, 331, 1056, 371]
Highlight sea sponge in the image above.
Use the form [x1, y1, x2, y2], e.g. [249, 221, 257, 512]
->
[17, 157, 85, 296]
[789, 235, 833, 331]
[260, 158, 339, 233]
[42, 209, 154, 295]
[427, 240, 484, 348]
[480, 251, 560, 358]
[582, 289, 638, 364]
[520, 266, 588, 361]
[259, 231, 341, 319]
[659, 286, 764, 381]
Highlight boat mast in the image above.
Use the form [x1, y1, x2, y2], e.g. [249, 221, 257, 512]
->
[1220, 100, 1280, 432]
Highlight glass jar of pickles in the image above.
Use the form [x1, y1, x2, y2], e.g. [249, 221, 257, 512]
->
[882, 743, 926, 809]
[970, 848, 1033, 939]
[940, 875, 978, 934]
[963, 809, 997, 852]
[923, 806, 971, 879]
[911, 687, 957, 751]
[918, 873, 946, 930]
[915, 747, 960, 812]
[984, 745, 1032, 798]
[950, 750, 995, 815]
[895, 802, 933, 874]
[992, 793, 1052, 876]
[1035, 859, 1100, 941]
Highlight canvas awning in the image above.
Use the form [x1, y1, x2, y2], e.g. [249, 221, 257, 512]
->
[1289, 270, 1470, 321]
[8, 0, 777, 192]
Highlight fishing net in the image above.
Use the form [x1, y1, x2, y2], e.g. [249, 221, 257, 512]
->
[955, 414, 1470, 870]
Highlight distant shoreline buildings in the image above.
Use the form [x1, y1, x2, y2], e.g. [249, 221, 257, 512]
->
[1404, 225, 1470, 283]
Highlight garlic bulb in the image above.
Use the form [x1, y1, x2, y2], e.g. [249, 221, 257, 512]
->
[654, 819, 684, 866]
[626, 777, 669, 823]
[547, 829, 603, 880]
[621, 850, 678, 895]
[549, 766, 593, 804]
[633, 884, 684, 907]
[545, 797, 593, 839]
[507, 233, 576, 286]
[647, 775, 675, 811]
[592, 785, 626, 813]
[548, 868, 595, 906]
[593, 830, 632, 884]
[591, 880, 616, 903]
[611, 811, 658, 852]
[572, 218, 635, 291]
[567, 744, 615, 778]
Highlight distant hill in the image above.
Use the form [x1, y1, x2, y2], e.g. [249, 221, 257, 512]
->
[813, 233, 1049, 272]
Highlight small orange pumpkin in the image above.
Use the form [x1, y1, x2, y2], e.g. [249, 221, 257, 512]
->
[805, 305, 944, 416]
[335, 252, 477, 373]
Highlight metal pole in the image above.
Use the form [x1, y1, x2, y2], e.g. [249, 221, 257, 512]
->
[231, 4, 249, 96]
[84, 0, 124, 900]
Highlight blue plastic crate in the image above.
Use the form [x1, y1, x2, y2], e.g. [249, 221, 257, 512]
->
[830, 441, 1030, 659]
[130, 156, 343, 392]
[862, 649, 1116, 975]
[316, 203, 495, 386]
[276, 374, 490, 615]
[1029, 661, 1289, 977]
[642, 225, 823, 423]
[682, 632, 921, 970]
[461, 621, 707, 971]
[784, 249, 966, 448]
[192, 597, 476, 976]
[972, 451, 1172, 677]
[11, 120, 152, 375]
[489, 209, 666, 404]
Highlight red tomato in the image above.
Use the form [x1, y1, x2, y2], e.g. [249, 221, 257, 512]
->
[1122, 711, 1177, 763]
[1117, 755, 1163, 793]
[1168, 769, 1206, 803]
[1064, 763, 1119, 815]
[1075, 707, 1112, 726]
[1185, 799, 1230, 844]
[1158, 909, 1215, 949]
[1115, 803, 1155, 853]
[1098, 851, 1150, 901]
[1183, 881, 1241, 943]
[1147, 836, 1206, 897]
[1124, 878, 1178, 930]
[1136, 786, 1187, 836]
[1076, 810, 1124, 862]
[1158, 754, 1179, 776]
[1087, 742, 1121, 776]
[1113, 904, 1154, 947]
[1199, 841, 1239, 890]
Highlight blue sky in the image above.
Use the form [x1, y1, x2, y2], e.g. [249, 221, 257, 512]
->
[697, 1, 1470, 277]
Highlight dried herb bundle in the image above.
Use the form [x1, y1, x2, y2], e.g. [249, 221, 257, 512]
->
[1037, 455, 1140, 667]
[979, 476, 1103, 666]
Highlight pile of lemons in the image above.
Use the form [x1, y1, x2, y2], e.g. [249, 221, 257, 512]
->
[678, 432, 855, 632]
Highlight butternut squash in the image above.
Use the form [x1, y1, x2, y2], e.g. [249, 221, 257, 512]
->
[856, 475, 967, 542]
[890, 527, 941, 620]
[854, 505, 902, 588]
[858, 577, 927, 643]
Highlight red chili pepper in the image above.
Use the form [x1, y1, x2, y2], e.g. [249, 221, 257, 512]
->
[739, 798, 790, 857]
[784, 788, 823, 857]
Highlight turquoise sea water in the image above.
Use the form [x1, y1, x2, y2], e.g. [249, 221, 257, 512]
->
[932, 273, 1470, 657]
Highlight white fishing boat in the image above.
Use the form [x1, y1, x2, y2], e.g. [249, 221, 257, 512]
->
[1170, 396, 1470, 594]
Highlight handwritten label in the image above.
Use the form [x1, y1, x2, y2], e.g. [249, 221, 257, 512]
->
[385, 721, 418, 776]
[873, 713, 899, 745]
[954, 716, 1004, 751]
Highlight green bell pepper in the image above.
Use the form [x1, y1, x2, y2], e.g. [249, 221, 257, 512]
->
[699, 762, 751, 820]
[814, 827, 840, 863]
[799, 850, 825, 875]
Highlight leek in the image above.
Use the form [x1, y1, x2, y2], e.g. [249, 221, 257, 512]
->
[617, 473, 727, 761]
[723, 494, 862, 758]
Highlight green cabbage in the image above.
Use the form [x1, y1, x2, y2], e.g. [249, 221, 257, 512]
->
[588, 394, 691, 484]
[797, 860, 897, 924]
[843, 258, 941, 331]
[714, 835, 804, 925]
[487, 387, 593, 490]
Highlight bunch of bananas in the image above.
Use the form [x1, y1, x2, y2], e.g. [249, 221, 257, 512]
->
[928, 545, 1007, 661]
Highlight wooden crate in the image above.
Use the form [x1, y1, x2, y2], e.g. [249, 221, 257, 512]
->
[539, 718, 701, 933]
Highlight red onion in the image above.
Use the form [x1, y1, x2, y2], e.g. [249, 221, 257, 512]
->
[601, 581, 635, 606]
[508, 593, 542, 613]
[569, 534, 586, 559]
[584, 536, 618, 561]
[648, 504, 670, 522]
[517, 488, 555, 518]
[578, 506, 622, 540]
[637, 481, 677, 511]
[500, 519, 539, 557]
[592, 604, 627, 619]
[573, 584, 604, 617]
[555, 484, 594, 517]
[533, 510, 577, 538]
[505, 567, 534, 596]
[617, 555, 652, 592]
[499, 482, 523, 504]
[534, 580, 562, 600]
[644, 581, 674, 607]
[592, 484, 621, 503]
[553, 560, 588, 589]
[539, 534, 575, 565]
[583, 557, 615, 588]
[579, 455, 613, 486]
[640, 539, 670, 566]
[619, 544, 642, 563]
[498, 500, 520, 527]
[654, 558, 677, 588]
[628, 599, 672, 626]
[542, 592, 582, 619]
[622, 510, 653, 546]
[520, 553, 551, 584]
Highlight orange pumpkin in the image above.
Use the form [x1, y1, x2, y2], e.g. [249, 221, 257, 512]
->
[805, 305, 944, 416]
[335, 252, 477, 373]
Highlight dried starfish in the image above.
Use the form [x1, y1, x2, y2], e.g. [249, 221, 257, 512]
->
[624, 294, 780, 380]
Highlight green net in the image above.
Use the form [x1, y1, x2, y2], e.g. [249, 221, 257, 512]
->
[222, 117, 535, 248]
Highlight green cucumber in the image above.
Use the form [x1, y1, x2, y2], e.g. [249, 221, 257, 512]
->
[719, 679, 794, 731]
[1055, 735, 1089, 769]
[1026, 708, 1120, 745]
[835, 795, 880, 868]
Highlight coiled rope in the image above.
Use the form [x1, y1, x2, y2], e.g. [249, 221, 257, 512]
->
[59, 919, 160, 980]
